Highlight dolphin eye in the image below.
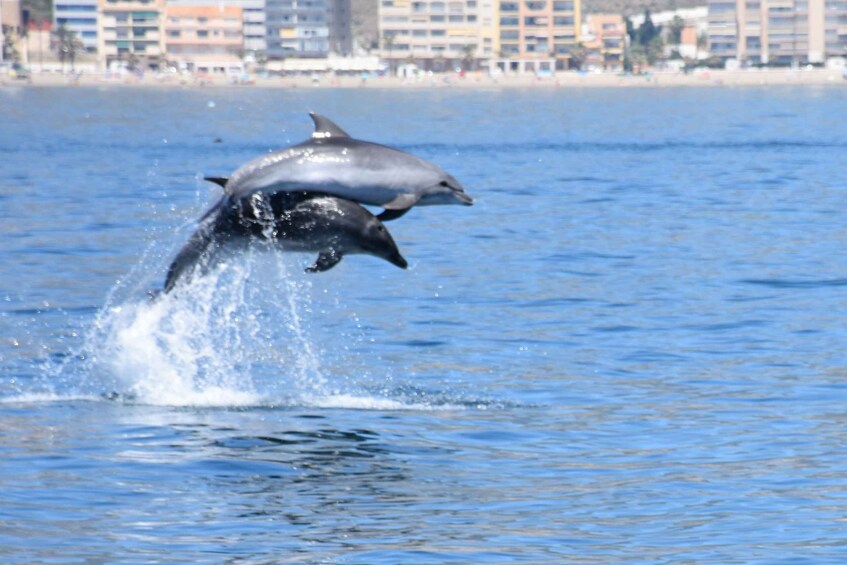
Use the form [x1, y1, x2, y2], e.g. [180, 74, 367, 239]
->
[439, 181, 450, 187]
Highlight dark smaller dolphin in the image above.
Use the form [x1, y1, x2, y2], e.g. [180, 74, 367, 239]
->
[164, 192, 407, 292]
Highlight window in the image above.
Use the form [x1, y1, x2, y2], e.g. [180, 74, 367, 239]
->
[56, 4, 97, 11]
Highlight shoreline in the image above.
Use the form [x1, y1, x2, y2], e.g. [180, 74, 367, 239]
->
[3, 67, 846, 90]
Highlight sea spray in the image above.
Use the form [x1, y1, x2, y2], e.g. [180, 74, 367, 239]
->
[81, 245, 340, 407]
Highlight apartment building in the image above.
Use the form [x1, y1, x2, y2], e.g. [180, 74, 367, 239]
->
[97, 0, 166, 69]
[265, 0, 351, 59]
[167, 0, 266, 57]
[165, 4, 244, 73]
[378, 0, 497, 72]
[496, 0, 581, 71]
[583, 13, 625, 70]
[54, 0, 99, 52]
[708, 0, 846, 64]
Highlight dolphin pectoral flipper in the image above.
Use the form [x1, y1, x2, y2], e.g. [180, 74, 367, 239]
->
[309, 112, 351, 139]
[377, 208, 410, 222]
[305, 251, 343, 273]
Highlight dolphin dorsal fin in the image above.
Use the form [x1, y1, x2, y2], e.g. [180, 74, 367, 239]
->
[309, 113, 351, 140]
[204, 176, 229, 188]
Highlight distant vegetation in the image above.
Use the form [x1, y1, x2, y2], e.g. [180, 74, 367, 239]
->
[583, 0, 705, 16]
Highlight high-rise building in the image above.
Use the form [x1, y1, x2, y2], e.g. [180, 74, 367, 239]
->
[708, 0, 847, 65]
[378, 0, 497, 72]
[265, 0, 352, 59]
[496, 0, 581, 71]
[164, 4, 244, 73]
[54, 0, 99, 52]
[97, 0, 166, 70]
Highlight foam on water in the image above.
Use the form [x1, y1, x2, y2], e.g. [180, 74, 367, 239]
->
[80, 248, 304, 407]
[55, 245, 469, 411]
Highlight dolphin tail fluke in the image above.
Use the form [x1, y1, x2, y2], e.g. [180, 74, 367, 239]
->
[305, 251, 342, 273]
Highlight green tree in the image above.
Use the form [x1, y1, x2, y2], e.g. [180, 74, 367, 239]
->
[461, 44, 476, 71]
[625, 9, 665, 68]
[2, 25, 21, 62]
[382, 33, 395, 74]
[51, 23, 83, 72]
[569, 42, 587, 70]
[637, 9, 660, 47]
[668, 15, 685, 46]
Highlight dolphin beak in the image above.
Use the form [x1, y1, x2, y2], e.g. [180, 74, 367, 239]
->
[388, 252, 408, 269]
[455, 191, 474, 205]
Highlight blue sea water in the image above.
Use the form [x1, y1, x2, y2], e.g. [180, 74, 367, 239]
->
[1, 85, 847, 562]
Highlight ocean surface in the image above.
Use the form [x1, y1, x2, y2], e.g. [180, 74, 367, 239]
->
[1, 85, 846, 563]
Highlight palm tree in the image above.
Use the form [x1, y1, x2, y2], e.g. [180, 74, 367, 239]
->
[382, 33, 395, 74]
[51, 24, 83, 72]
[461, 44, 476, 71]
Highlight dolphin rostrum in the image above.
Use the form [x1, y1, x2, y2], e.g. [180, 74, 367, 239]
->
[164, 191, 407, 292]
[205, 113, 473, 222]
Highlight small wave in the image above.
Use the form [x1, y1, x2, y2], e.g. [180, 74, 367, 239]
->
[400, 139, 847, 155]
[0, 392, 102, 405]
[741, 278, 847, 289]
[298, 393, 468, 411]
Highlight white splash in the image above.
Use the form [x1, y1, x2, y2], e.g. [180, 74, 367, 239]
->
[51, 243, 471, 412]
[77, 244, 337, 407]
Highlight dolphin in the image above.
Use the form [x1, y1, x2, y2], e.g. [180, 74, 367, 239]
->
[205, 113, 473, 222]
[164, 191, 407, 292]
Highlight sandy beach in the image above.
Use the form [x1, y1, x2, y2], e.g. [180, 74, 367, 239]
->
[3, 67, 846, 89]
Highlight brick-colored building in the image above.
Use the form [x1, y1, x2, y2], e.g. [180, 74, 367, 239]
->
[583, 13, 625, 70]
[495, 0, 582, 72]
[165, 4, 244, 74]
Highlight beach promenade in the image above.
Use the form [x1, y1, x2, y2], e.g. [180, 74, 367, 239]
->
[4, 67, 847, 90]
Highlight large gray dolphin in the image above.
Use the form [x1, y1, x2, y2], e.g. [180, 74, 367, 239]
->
[206, 113, 473, 221]
[164, 191, 407, 292]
